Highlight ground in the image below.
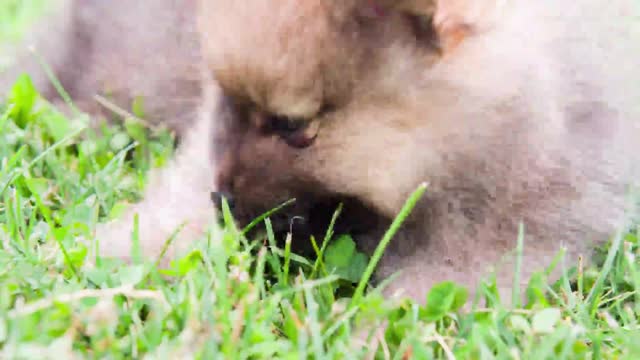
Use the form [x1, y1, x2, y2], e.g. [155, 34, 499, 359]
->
[0, 2, 639, 359]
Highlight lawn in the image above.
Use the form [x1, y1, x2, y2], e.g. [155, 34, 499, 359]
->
[1, 2, 639, 359]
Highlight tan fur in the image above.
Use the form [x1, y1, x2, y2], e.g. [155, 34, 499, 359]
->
[90, 75, 219, 264]
[196, 0, 640, 304]
[1, 0, 202, 136]
[6, 1, 640, 307]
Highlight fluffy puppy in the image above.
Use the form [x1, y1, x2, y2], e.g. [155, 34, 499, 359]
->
[20, 0, 638, 306]
[196, 0, 640, 302]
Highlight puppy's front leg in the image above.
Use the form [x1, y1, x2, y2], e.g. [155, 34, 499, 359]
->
[92, 87, 220, 265]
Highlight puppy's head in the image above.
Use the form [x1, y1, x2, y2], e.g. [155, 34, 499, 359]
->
[198, 0, 494, 246]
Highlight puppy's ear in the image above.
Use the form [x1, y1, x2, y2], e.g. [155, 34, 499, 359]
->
[371, 0, 476, 54]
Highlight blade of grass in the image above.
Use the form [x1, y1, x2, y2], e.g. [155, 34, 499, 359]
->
[31, 188, 80, 280]
[152, 222, 188, 269]
[263, 218, 283, 284]
[512, 222, 525, 308]
[302, 272, 325, 358]
[311, 203, 343, 278]
[241, 198, 296, 235]
[255, 247, 268, 298]
[284, 232, 292, 282]
[29, 46, 81, 116]
[0, 124, 86, 196]
[350, 182, 428, 306]
[586, 229, 624, 313]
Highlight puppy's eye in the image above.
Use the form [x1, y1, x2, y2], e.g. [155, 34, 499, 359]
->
[266, 114, 319, 149]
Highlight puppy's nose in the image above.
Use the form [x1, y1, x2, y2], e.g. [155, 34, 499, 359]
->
[210, 191, 235, 211]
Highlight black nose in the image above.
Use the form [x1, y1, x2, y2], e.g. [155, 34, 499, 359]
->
[210, 191, 235, 211]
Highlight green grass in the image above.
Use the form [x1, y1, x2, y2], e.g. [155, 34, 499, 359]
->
[1, 3, 640, 359]
[0, 0, 48, 42]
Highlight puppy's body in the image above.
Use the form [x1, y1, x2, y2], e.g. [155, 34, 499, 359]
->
[5, 1, 639, 304]
[198, 0, 640, 302]
[1, 0, 202, 135]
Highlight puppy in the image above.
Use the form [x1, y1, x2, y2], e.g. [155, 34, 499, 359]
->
[1, 0, 202, 136]
[11, 0, 639, 306]
[196, 0, 640, 303]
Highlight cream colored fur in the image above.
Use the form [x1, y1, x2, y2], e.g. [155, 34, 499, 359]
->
[4, 0, 639, 307]
[198, 0, 640, 304]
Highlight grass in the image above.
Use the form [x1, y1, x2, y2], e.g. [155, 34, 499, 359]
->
[1, 3, 640, 359]
[0, 0, 47, 42]
[0, 0, 49, 73]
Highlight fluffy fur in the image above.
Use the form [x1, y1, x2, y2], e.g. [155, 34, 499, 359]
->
[198, 0, 640, 302]
[4, 0, 640, 305]
[1, 0, 202, 135]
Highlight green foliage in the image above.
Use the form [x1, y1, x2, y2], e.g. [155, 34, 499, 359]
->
[0, 0, 48, 43]
[324, 234, 368, 283]
[421, 282, 469, 322]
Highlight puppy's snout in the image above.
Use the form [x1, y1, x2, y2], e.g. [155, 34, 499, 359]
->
[211, 190, 235, 211]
